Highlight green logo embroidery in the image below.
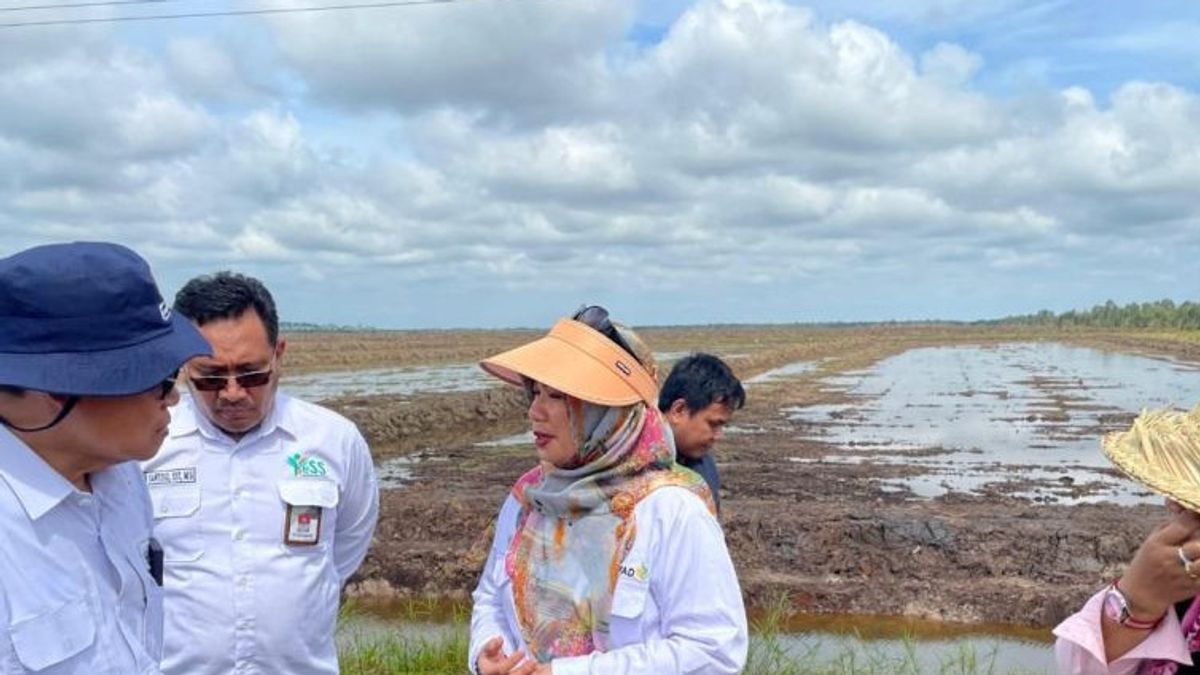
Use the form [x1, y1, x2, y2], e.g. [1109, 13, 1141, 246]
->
[287, 452, 328, 477]
[634, 563, 649, 582]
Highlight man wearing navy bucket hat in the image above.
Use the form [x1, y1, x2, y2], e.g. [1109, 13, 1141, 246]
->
[0, 242, 211, 674]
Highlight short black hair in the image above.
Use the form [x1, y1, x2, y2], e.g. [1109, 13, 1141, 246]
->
[0, 384, 24, 396]
[657, 353, 745, 413]
[174, 271, 279, 345]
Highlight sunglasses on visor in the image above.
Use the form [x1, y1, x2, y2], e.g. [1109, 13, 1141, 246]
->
[572, 305, 641, 366]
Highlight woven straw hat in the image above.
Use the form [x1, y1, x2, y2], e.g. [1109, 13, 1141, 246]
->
[1103, 405, 1200, 512]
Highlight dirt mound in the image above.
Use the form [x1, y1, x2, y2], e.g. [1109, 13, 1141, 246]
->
[327, 387, 527, 458]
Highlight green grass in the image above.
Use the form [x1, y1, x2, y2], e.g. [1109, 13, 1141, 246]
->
[337, 599, 468, 675]
[337, 598, 1050, 675]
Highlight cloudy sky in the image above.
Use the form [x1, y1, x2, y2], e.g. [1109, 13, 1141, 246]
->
[1, 0, 1198, 328]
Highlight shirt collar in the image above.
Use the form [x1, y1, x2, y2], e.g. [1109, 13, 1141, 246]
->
[168, 392, 298, 445]
[0, 426, 76, 521]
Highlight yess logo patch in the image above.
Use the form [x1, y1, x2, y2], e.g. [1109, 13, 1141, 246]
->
[287, 452, 328, 477]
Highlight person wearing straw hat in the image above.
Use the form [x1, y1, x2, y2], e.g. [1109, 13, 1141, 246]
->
[468, 305, 748, 675]
[0, 241, 211, 674]
[1056, 407, 1200, 673]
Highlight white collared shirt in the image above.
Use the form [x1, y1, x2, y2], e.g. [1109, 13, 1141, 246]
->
[0, 427, 163, 675]
[143, 393, 379, 675]
[469, 486, 748, 675]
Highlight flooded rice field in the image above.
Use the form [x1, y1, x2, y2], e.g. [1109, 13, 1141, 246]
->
[744, 359, 820, 385]
[282, 363, 494, 401]
[330, 326, 1200, 638]
[283, 351, 699, 401]
[787, 342, 1200, 504]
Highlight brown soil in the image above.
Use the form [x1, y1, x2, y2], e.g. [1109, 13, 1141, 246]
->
[305, 325, 1198, 630]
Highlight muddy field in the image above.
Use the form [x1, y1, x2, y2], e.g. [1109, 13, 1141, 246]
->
[292, 325, 1200, 630]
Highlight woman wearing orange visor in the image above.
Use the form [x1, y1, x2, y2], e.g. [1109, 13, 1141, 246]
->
[468, 306, 748, 675]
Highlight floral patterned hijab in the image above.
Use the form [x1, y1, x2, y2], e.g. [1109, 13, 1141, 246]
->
[504, 392, 712, 661]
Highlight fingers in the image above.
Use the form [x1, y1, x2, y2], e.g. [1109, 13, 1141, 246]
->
[475, 638, 543, 675]
[1153, 509, 1200, 545]
[506, 660, 540, 675]
[497, 649, 528, 673]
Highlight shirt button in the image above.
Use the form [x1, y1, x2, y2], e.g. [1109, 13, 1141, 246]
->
[234, 530, 246, 541]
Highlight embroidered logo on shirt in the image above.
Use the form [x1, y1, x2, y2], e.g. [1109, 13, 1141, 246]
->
[619, 563, 649, 582]
[144, 467, 197, 487]
[287, 452, 328, 477]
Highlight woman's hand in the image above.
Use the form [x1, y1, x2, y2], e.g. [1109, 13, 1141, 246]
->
[476, 637, 543, 675]
[1120, 508, 1200, 619]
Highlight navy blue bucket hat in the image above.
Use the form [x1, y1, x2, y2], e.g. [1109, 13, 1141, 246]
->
[0, 242, 212, 396]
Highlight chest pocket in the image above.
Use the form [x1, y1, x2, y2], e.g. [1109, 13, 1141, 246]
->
[278, 479, 339, 550]
[10, 598, 96, 672]
[607, 573, 653, 648]
[610, 576, 649, 619]
[149, 487, 204, 562]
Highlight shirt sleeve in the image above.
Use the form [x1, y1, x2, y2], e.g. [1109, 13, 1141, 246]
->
[333, 428, 379, 583]
[551, 487, 748, 675]
[1053, 587, 1193, 674]
[469, 495, 522, 674]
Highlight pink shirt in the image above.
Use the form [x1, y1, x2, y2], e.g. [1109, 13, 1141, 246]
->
[1054, 587, 1193, 674]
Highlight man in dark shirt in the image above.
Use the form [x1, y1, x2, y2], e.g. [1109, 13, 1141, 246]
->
[658, 354, 745, 513]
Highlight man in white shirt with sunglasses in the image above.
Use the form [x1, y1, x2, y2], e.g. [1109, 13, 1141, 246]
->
[142, 271, 379, 675]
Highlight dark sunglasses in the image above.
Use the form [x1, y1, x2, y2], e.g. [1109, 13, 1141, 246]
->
[572, 304, 640, 365]
[188, 363, 274, 392]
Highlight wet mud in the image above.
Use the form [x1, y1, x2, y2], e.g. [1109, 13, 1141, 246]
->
[308, 326, 1200, 629]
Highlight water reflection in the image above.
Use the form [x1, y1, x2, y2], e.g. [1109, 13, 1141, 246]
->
[283, 364, 494, 401]
[474, 432, 533, 447]
[283, 350, 699, 401]
[788, 343, 1200, 503]
[746, 360, 817, 385]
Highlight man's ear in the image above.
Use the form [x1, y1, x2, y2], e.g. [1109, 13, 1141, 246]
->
[666, 398, 690, 420]
[275, 337, 288, 363]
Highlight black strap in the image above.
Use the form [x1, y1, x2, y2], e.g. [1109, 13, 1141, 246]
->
[0, 396, 80, 432]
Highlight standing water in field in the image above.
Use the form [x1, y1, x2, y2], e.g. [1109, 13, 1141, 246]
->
[282, 351, 696, 401]
[788, 343, 1200, 503]
[281, 364, 496, 401]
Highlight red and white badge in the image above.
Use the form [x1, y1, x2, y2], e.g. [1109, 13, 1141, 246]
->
[284, 504, 323, 546]
[278, 478, 339, 547]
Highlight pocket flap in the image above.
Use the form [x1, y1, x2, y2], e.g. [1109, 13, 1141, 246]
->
[149, 487, 201, 518]
[278, 479, 339, 508]
[11, 598, 95, 670]
[610, 577, 648, 618]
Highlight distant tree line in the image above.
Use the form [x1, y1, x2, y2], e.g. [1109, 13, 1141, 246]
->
[994, 299, 1200, 329]
[280, 320, 373, 332]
